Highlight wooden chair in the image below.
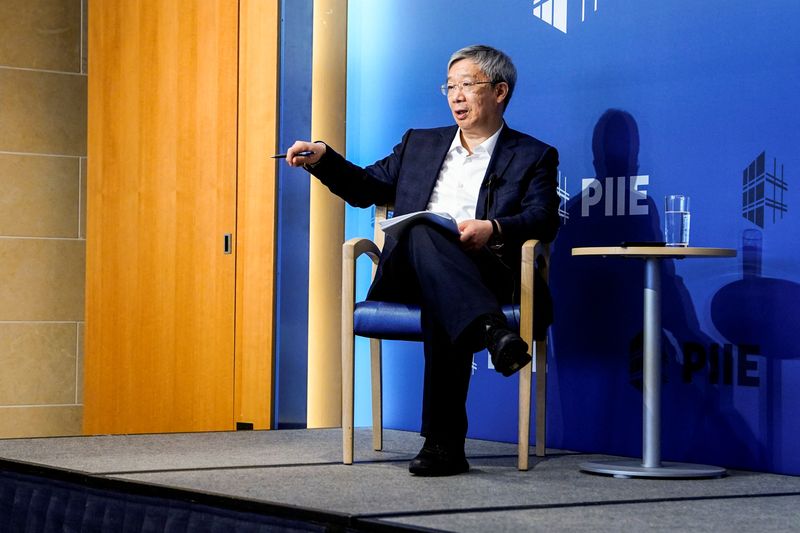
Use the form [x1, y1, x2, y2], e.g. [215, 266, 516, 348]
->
[341, 206, 550, 470]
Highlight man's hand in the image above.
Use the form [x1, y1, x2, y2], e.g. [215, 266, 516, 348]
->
[285, 141, 326, 167]
[458, 219, 493, 252]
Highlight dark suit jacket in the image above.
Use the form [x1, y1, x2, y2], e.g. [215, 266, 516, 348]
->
[309, 124, 560, 310]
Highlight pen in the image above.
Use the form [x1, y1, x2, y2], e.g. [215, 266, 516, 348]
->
[271, 150, 314, 159]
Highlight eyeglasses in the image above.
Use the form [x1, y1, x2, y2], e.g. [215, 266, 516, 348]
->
[440, 80, 495, 96]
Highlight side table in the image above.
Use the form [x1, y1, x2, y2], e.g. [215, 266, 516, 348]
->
[572, 246, 736, 478]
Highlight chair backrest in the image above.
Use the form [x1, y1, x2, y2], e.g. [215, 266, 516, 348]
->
[373, 205, 390, 251]
[371, 205, 392, 279]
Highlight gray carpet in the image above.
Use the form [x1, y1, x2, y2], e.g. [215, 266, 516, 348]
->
[1, 429, 798, 532]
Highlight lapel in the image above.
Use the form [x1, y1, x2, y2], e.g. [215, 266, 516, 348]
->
[416, 126, 459, 211]
[485, 126, 518, 183]
[476, 125, 518, 219]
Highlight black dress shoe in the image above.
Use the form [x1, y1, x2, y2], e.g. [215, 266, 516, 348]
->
[408, 441, 469, 477]
[486, 320, 531, 377]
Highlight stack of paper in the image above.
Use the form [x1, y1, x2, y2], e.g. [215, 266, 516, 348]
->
[378, 211, 459, 239]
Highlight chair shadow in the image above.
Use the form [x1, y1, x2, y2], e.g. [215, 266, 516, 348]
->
[710, 228, 800, 471]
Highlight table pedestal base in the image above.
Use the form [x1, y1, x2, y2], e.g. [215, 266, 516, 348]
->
[580, 459, 726, 479]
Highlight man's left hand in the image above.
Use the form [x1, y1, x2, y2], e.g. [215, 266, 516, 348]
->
[458, 219, 493, 252]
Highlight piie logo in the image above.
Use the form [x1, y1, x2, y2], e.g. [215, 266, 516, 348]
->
[742, 151, 788, 228]
[532, 0, 599, 34]
[558, 171, 570, 224]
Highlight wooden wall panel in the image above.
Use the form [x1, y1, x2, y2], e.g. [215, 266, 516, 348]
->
[234, 0, 280, 429]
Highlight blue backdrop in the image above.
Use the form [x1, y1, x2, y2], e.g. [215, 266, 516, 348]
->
[342, 0, 800, 475]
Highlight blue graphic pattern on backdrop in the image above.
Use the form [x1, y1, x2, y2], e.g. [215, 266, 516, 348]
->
[742, 151, 788, 228]
[345, 0, 800, 474]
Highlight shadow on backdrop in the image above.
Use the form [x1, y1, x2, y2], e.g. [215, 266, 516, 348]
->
[548, 109, 756, 465]
[710, 227, 800, 470]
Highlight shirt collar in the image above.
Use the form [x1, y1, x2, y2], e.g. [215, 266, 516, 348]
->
[448, 123, 505, 156]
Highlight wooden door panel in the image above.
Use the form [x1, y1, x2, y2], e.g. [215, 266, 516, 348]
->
[85, 0, 238, 433]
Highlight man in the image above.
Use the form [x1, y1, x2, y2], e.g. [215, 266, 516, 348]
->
[286, 45, 559, 476]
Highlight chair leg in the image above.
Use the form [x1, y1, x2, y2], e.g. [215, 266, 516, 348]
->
[370, 338, 383, 451]
[342, 332, 355, 465]
[518, 360, 532, 471]
[535, 338, 547, 457]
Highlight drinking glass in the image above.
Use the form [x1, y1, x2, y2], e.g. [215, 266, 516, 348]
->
[664, 195, 690, 247]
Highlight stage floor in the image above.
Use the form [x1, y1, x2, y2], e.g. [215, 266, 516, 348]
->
[1, 428, 798, 531]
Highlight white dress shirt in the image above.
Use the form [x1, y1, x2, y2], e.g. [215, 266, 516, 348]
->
[426, 125, 503, 223]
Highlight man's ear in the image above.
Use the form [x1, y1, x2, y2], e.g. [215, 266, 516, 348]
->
[494, 82, 509, 105]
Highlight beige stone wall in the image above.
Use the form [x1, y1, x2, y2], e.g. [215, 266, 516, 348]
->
[0, 0, 86, 437]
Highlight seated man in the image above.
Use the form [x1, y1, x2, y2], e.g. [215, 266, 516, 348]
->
[285, 45, 560, 476]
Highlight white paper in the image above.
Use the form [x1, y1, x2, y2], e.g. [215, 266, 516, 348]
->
[378, 211, 459, 239]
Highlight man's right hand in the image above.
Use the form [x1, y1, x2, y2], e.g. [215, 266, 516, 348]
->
[285, 141, 326, 167]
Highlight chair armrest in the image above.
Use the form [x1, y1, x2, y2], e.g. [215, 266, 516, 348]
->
[521, 239, 548, 270]
[518, 239, 551, 465]
[519, 239, 550, 340]
[342, 238, 382, 325]
[343, 237, 381, 267]
[520, 240, 537, 345]
[521, 239, 550, 283]
[341, 239, 381, 466]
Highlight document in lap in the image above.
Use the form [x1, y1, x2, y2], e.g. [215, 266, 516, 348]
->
[379, 211, 459, 239]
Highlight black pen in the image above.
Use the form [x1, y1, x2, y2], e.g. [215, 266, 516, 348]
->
[271, 150, 314, 159]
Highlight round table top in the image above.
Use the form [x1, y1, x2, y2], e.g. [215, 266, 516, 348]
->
[572, 246, 737, 258]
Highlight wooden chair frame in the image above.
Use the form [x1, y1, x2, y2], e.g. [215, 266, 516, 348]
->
[341, 206, 549, 470]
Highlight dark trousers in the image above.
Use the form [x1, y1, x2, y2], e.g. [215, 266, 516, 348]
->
[371, 222, 514, 444]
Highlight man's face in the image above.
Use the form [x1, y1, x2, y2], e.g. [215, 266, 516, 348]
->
[446, 59, 506, 137]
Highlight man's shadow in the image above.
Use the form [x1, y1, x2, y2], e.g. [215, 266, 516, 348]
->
[548, 109, 757, 464]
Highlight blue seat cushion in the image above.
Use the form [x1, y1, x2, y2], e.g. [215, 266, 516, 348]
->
[353, 301, 521, 341]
